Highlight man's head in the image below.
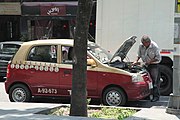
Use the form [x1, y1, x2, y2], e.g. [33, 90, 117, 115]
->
[141, 35, 151, 48]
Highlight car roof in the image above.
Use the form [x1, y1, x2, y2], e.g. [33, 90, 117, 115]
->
[0, 41, 23, 45]
[22, 39, 74, 46]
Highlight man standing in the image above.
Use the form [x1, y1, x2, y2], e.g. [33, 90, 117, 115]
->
[133, 35, 161, 102]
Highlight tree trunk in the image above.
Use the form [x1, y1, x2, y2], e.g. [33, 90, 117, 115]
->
[70, 0, 93, 117]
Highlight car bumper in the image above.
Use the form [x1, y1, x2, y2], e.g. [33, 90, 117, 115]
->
[127, 81, 152, 101]
[4, 80, 10, 94]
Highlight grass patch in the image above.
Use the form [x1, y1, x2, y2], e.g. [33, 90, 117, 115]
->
[44, 106, 137, 120]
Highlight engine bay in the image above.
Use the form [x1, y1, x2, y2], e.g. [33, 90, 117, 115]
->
[109, 60, 147, 73]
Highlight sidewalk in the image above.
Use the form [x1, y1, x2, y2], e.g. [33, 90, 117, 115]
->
[126, 106, 180, 120]
[125, 96, 180, 120]
[0, 102, 103, 120]
[0, 96, 179, 120]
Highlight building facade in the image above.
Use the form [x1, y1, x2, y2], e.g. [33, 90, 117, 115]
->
[0, 0, 96, 42]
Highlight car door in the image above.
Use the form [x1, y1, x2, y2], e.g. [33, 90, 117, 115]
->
[59, 46, 98, 97]
[26, 45, 60, 96]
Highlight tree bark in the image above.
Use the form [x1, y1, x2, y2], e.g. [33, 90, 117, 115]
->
[70, 0, 93, 117]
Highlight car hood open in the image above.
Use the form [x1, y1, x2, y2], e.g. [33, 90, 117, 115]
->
[109, 36, 137, 63]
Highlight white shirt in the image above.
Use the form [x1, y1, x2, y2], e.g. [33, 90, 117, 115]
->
[137, 41, 161, 64]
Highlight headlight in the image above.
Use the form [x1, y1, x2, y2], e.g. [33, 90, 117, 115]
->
[131, 73, 144, 82]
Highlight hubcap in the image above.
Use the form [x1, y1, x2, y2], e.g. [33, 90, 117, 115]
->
[12, 88, 26, 102]
[106, 91, 121, 106]
[160, 74, 168, 90]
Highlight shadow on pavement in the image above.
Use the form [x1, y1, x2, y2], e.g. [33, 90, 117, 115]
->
[30, 96, 169, 109]
[126, 96, 169, 108]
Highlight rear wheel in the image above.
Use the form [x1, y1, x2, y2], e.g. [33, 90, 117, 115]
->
[9, 84, 31, 102]
[159, 65, 172, 96]
[102, 87, 127, 106]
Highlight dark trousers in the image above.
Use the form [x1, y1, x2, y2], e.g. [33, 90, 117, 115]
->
[146, 64, 160, 98]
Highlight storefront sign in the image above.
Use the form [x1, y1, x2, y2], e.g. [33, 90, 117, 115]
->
[40, 6, 66, 16]
[0, 3, 21, 15]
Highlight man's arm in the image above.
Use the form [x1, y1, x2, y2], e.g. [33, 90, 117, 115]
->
[132, 56, 140, 65]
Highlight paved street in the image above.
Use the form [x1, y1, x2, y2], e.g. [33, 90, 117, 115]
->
[0, 82, 9, 102]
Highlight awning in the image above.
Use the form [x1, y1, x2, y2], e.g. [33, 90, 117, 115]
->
[22, 2, 78, 16]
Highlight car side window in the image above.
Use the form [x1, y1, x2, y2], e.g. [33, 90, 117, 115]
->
[0, 44, 20, 55]
[61, 46, 73, 64]
[27, 45, 57, 63]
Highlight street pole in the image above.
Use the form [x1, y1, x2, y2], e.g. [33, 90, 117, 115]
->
[166, 39, 180, 114]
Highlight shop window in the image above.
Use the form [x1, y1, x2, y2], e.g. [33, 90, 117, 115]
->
[53, 20, 70, 39]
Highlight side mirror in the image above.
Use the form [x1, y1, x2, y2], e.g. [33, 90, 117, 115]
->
[87, 58, 97, 68]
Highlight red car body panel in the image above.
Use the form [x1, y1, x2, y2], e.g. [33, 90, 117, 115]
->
[5, 64, 151, 101]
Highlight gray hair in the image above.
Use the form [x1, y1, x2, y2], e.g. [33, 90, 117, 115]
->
[141, 35, 151, 43]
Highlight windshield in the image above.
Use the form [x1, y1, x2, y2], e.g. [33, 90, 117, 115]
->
[88, 42, 112, 63]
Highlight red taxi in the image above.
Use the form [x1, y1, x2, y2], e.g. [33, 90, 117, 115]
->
[5, 36, 152, 106]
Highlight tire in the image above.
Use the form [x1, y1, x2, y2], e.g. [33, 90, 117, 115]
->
[159, 65, 173, 96]
[9, 84, 31, 102]
[102, 87, 127, 106]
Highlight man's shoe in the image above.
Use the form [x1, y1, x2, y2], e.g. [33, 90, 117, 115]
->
[151, 97, 159, 102]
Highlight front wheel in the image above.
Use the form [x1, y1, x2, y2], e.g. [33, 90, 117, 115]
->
[9, 84, 31, 102]
[102, 87, 127, 106]
[159, 65, 172, 96]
